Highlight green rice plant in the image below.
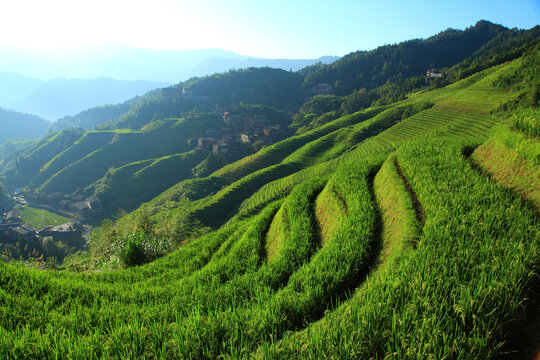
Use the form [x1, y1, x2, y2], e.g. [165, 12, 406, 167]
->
[471, 125, 540, 208]
[511, 107, 540, 137]
[372, 154, 422, 264]
[163, 156, 383, 358]
[0, 51, 537, 360]
[264, 136, 539, 359]
[91, 150, 208, 213]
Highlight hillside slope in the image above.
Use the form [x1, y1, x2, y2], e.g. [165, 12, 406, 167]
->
[138, 58, 518, 231]
[0, 41, 539, 360]
[8, 115, 222, 206]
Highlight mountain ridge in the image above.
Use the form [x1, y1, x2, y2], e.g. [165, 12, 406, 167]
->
[0, 44, 339, 82]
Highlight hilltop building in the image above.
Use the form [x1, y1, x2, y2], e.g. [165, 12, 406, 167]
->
[426, 69, 445, 84]
[73, 196, 103, 220]
[240, 134, 252, 143]
[426, 69, 443, 78]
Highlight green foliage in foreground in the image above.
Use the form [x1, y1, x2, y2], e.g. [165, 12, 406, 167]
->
[262, 137, 539, 359]
[18, 206, 70, 229]
[511, 107, 540, 137]
[472, 125, 540, 209]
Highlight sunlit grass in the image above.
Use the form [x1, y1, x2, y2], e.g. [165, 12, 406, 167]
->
[18, 206, 70, 229]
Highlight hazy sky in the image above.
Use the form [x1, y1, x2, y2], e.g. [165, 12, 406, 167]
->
[1, 0, 538, 58]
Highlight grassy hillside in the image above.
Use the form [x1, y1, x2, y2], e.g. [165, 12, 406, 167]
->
[1, 114, 225, 213]
[0, 129, 84, 186]
[0, 133, 537, 358]
[2, 21, 534, 205]
[138, 59, 517, 233]
[37, 115, 221, 196]
[0, 29, 538, 360]
[90, 150, 208, 213]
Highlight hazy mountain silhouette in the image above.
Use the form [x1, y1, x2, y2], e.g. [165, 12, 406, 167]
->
[5, 77, 168, 121]
[0, 44, 339, 83]
[0, 108, 49, 145]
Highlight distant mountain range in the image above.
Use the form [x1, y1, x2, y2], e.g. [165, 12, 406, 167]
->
[0, 45, 338, 122]
[0, 45, 339, 83]
[0, 73, 168, 121]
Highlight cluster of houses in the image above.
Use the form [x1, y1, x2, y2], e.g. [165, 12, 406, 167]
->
[72, 196, 103, 221]
[164, 83, 341, 154]
[24, 193, 103, 221]
[0, 208, 83, 248]
[195, 113, 289, 154]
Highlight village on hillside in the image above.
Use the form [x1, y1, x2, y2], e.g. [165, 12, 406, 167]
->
[0, 82, 337, 262]
[168, 83, 335, 154]
[195, 112, 290, 154]
[0, 192, 100, 262]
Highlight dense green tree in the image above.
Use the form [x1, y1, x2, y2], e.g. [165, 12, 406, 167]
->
[304, 21, 534, 95]
[291, 95, 342, 128]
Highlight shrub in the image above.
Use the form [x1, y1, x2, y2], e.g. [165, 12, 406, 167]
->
[119, 232, 147, 267]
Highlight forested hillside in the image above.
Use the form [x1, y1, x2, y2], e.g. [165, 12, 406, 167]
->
[0, 108, 49, 145]
[304, 20, 535, 94]
[54, 21, 538, 134]
[50, 95, 143, 132]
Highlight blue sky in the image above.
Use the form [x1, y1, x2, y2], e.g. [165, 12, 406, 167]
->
[1, 0, 538, 58]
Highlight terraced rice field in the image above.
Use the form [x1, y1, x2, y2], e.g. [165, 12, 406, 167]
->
[1, 54, 538, 359]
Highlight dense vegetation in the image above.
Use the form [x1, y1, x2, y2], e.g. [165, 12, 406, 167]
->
[97, 68, 302, 130]
[0, 21, 538, 359]
[290, 24, 540, 134]
[51, 99, 138, 132]
[0, 182, 10, 210]
[304, 21, 533, 94]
